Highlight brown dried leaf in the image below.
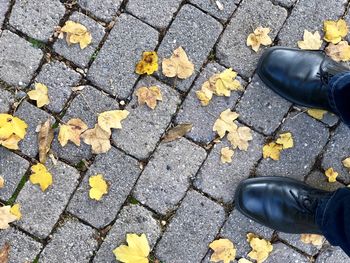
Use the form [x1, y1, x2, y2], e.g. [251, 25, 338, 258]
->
[163, 123, 193, 142]
[82, 124, 111, 154]
[0, 242, 10, 263]
[38, 119, 54, 164]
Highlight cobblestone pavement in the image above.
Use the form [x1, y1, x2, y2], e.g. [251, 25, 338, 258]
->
[0, 0, 350, 262]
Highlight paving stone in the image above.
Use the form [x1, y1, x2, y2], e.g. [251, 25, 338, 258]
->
[126, 0, 182, 29]
[40, 219, 98, 263]
[78, 0, 122, 21]
[264, 242, 309, 263]
[195, 133, 264, 204]
[218, 208, 274, 258]
[51, 86, 117, 164]
[15, 101, 55, 158]
[236, 75, 292, 135]
[15, 160, 80, 239]
[133, 138, 206, 215]
[68, 147, 141, 229]
[0, 30, 43, 87]
[189, 0, 238, 21]
[278, 233, 321, 256]
[272, 0, 297, 8]
[0, 148, 30, 201]
[94, 204, 161, 263]
[112, 77, 180, 160]
[34, 61, 81, 113]
[0, 88, 13, 112]
[9, 0, 65, 41]
[322, 123, 350, 184]
[316, 247, 350, 263]
[306, 171, 344, 192]
[0, 0, 10, 26]
[257, 113, 329, 180]
[155, 190, 226, 263]
[88, 14, 158, 98]
[175, 62, 246, 144]
[278, 0, 347, 47]
[53, 12, 105, 68]
[0, 228, 42, 263]
[216, 0, 287, 78]
[157, 4, 223, 92]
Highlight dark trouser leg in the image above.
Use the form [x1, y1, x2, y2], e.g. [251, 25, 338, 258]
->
[316, 187, 350, 256]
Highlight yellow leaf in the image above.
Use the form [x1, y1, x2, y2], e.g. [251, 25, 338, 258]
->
[221, 147, 234, 164]
[307, 109, 327, 120]
[324, 19, 348, 44]
[0, 135, 22, 150]
[0, 176, 4, 189]
[196, 83, 214, 106]
[263, 142, 283, 161]
[98, 110, 129, 134]
[342, 157, 350, 169]
[60, 20, 92, 49]
[276, 132, 294, 149]
[325, 168, 338, 183]
[113, 233, 150, 263]
[300, 234, 324, 246]
[135, 51, 159, 75]
[58, 118, 88, 147]
[209, 238, 236, 263]
[162, 46, 194, 79]
[213, 109, 239, 138]
[29, 163, 53, 191]
[325, 41, 350, 62]
[0, 206, 17, 230]
[297, 30, 323, 50]
[81, 124, 111, 154]
[38, 119, 54, 164]
[0, 114, 27, 140]
[247, 233, 273, 263]
[247, 27, 272, 52]
[163, 123, 193, 142]
[238, 259, 253, 263]
[136, 86, 163, 110]
[27, 83, 50, 108]
[215, 68, 242, 97]
[10, 204, 21, 220]
[227, 126, 253, 151]
[89, 174, 108, 201]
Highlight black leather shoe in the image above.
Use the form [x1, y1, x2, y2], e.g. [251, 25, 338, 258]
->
[257, 47, 349, 111]
[235, 177, 332, 234]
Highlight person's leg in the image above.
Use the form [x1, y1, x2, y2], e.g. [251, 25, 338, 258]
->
[316, 187, 350, 256]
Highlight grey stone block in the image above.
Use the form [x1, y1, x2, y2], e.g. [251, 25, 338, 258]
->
[15, 160, 80, 239]
[278, 233, 321, 256]
[195, 133, 264, 204]
[257, 113, 329, 181]
[40, 219, 99, 263]
[94, 204, 161, 263]
[236, 75, 292, 135]
[53, 12, 105, 68]
[112, 77, 180, 160]
[126, 0, 182, 29]
[272, 0, 297, 8]
[51, 86, 117, 164]
[306, 171, 344, 192]
[219, 209, 274, 258]
[155, 190, 226, 263]
[68, 147, 141, 229]
[217, 0, 287, 78]
[322, 123, 350, 184]
[0, 228, 42, 263]
[316, 247, 350, 263]
[0, 0, 10, 26]
[134, 138, 206, 215]
[175, 62, 245, 144]
[157, 4, 223, 92]
[0, 30, 43, 87]
[189, 0, 238, 21]
[78, 0, 122, 22]
[15, 101, 55, 158]
[0, 148, 30, 201]
[9, 0, 65, 41]
[88, 14, 159, 98]
[0, 88, 13, 113]
[34, 61, 81, 113]
[264, 242, 309, 263]
[278, 0, 347, 47]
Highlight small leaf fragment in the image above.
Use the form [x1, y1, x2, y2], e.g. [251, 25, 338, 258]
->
[209, 238, 236, 263]
[136, 86, 163, 110]
[263, 142, 283, 161]
[300, 234, 324, 246]
[135, 51, 158, 75]
[221, 147, 234, 164]
[10, 204, 21, 220]
[38, 119, 54, 163]
[323, 19, 348, 44]
[58, 118, 88, 147]
[247, 233, 273, 263]
[0, 206, 17, 229]
[29, 163, 53, 191]
[162, 46, 194, 79]
[342, 157, 350, 169]
[238, 259, 253, 263]
[113, 233, 150, 263]
[89, 174, 108, 201]
[276, 132, 294, 149]
[27, 83, 50, 108]
[0, 242, 10, 263]
[0, 176, 4, 188]
[213, 109, 239, 138]
[325, 168, 338, 183]
[82, 124, 111, 154]
[297, 30, 323, 50]
[247, 27, 272, 52]
[163, 123, 193, 142]
[307, 109, 327, 120]
[98, 110, 129, 134]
